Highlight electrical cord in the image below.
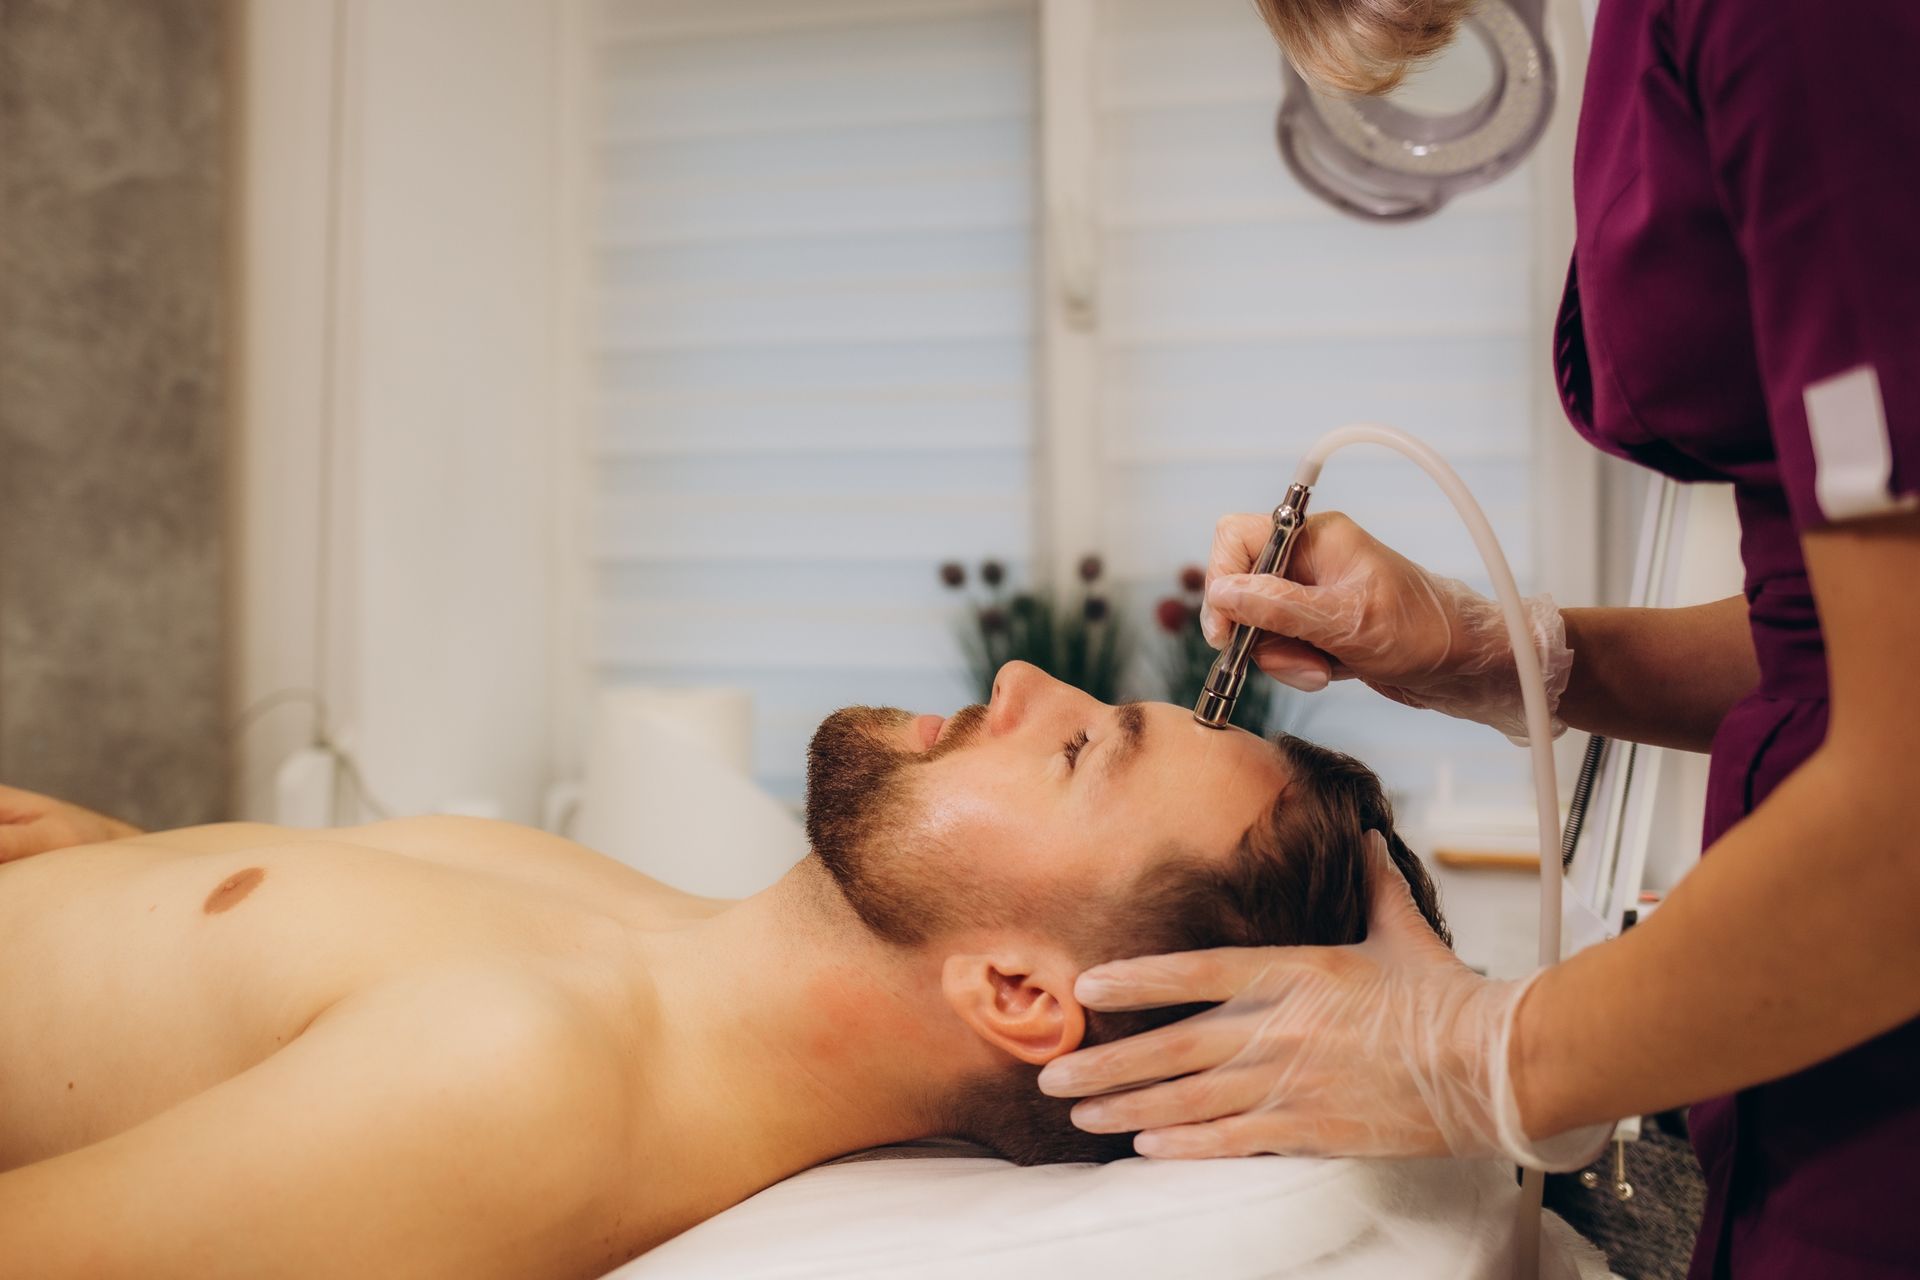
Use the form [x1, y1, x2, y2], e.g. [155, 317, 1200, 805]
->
[229, 686, 394, 822]
[1561, 733, 1609, 868]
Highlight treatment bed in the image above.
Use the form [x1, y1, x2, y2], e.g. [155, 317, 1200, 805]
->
[608, 1140, 1610, 1279]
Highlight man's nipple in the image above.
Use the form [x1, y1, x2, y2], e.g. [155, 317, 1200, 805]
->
[203, 866, 267, 914]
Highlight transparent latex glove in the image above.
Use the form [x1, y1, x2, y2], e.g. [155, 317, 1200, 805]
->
[1201, 511, 1572, 743]
[1037, 833, 1612, 1171]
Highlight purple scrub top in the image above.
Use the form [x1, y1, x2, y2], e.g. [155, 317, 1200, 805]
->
[1553, 0, 1920, 1274]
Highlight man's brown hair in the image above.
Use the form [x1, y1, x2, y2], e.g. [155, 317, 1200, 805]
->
[946, 732, 1448, 1165]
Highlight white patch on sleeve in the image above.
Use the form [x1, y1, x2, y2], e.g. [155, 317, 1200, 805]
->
[1805, 364, 1916, 522]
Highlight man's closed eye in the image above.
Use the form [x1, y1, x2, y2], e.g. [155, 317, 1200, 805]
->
[1063, 730, 1090, 771]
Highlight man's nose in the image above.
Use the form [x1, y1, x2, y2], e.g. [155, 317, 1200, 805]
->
[987, 661, 1055, 735]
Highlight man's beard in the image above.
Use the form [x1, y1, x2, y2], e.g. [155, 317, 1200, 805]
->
[803, 703, 986, 945]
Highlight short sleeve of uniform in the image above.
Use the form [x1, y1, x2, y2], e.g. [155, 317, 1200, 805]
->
[1672, 0, 1920, 528]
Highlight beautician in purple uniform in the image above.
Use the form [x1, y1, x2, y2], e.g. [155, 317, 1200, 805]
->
[1036, 1, 1920, 1275]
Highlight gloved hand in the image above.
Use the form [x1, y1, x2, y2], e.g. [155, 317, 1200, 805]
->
[1037, 833, 1612, 1170]
[1201, 511, 1573, 743]
[0, 783, 141, 864]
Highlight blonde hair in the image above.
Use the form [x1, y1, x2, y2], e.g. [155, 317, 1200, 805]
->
[1251, 0, 1477, 96]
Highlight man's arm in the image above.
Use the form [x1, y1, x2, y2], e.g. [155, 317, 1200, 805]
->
[0, 785, 142, 864]
[0, 972, 631, 1279]
[1556, 596, 1760, 751]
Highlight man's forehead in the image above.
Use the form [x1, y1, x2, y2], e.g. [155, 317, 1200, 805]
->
[1141, 701, 1287, 772]
[1127, 707, 1289, 844]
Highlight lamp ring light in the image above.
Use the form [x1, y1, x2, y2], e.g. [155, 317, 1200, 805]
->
[1276, 0, 1556, 221]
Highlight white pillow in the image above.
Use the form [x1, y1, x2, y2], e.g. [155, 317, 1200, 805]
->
[610, 1143, 1609, 1280]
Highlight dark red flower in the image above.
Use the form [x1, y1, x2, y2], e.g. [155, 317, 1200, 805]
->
[981, 560, 1006, 588]
[939, 561, 967, 589]
[1155, 598, 1190, 634]
[1083, 596, 1110, 623]
[1179, 565, 1206, 594]
[1078, 554, 1104, 583]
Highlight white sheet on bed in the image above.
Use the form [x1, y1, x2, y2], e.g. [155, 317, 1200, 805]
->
[610, 1143, 1610, 1279]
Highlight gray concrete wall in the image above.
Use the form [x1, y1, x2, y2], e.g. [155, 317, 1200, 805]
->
[0, 0, 231, 828]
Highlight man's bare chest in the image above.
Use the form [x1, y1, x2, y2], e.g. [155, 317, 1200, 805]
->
[0, 838, 632, 1168]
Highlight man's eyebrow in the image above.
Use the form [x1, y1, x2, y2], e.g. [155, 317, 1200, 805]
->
[1102, 702, 1148, 781]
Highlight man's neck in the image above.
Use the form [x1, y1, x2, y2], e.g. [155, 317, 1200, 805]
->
[638, 859, 993, 1187]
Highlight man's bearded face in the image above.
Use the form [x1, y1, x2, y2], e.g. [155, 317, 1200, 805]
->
[800, 665, 1292, 950]
[803, 703, 987, 944]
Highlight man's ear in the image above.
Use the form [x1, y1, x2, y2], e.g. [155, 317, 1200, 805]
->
[940, 951, 1087, 1065]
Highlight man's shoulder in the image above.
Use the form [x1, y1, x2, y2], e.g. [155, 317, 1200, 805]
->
[367, 963, 629, 1072]
[337, 966, 637, 1163]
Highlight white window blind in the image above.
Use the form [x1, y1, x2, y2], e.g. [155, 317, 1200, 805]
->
[590, 0, 1038, 801]
[1094, 0, 1541, 811]
[588, 0, 1551, 815]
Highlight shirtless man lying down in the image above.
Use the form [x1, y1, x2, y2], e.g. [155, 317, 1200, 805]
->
[0, 662, 1449, 1278]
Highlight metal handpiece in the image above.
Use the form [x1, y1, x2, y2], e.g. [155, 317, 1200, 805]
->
[1194, 483, 1314, 729]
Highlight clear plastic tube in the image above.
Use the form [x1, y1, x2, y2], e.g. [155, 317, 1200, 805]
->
[1295, 422, 1560, 1276]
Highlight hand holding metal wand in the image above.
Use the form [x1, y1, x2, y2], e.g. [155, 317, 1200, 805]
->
[1193, 483, 1314, 728]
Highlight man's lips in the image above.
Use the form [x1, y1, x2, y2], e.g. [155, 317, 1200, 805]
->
[913, 714, 945, 750]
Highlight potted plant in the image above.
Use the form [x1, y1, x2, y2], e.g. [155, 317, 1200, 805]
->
[939, 556, 1127, 704]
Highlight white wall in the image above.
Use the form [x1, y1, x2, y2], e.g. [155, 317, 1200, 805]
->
[234, 0, 338, 820]
[236, 0, 573, 823]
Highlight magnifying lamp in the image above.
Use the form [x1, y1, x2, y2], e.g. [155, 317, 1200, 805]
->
[1276, 0, 1556, 221]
